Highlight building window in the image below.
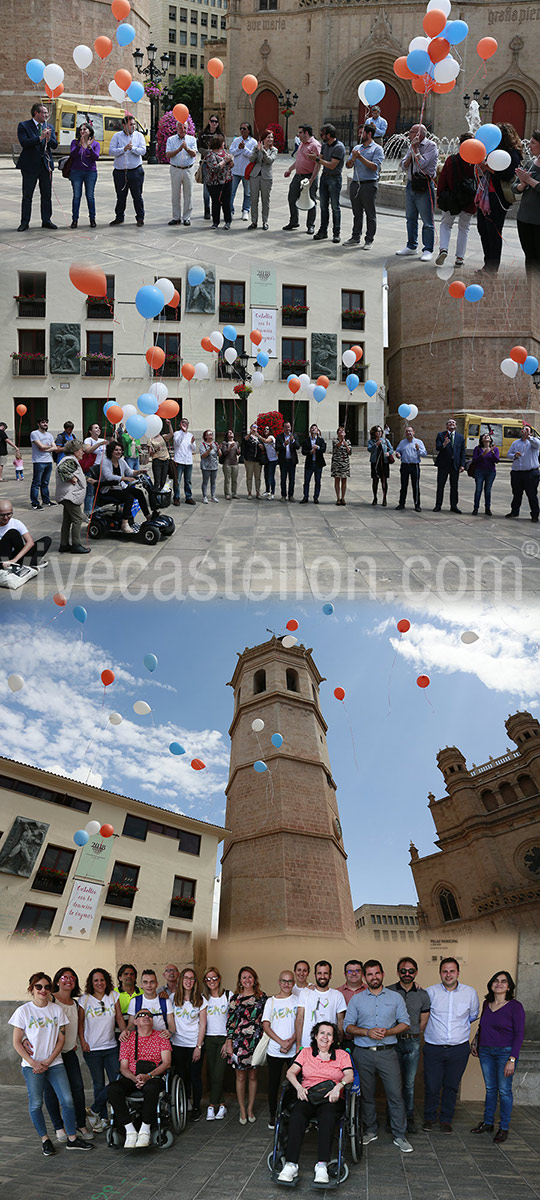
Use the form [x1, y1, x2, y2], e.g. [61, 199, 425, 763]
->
[200, 57, 204, 68]
[371, 915, 376, 924]
[211, 13, 218, 25]
[32, 844, 75, 896]
[500, 782, 518, 805]
[15, 329, 46, 376]
[170, 876, 196, 919]
[87, 275, 114, 320]
[517, 774, 536, 798]
[201, 12, 208, 23]
[341, 341, 365, 383]
[259, 0, 278, 7]
[180, 29, 187, 44]
[191, 10, 198, 21]
[219, 281, 245, 323]
[169, 5, 177, 17]
[106, 861, 140, 909]
[179, 53, 187, 66]
[121, 813, 201, 855]
[253, 668, 266, 694]
[281, 337, 307, 379]
[14, 903, 56, 936]
[341, 289, 365, 331]
[376, 914, 381, 924]
[169, 52, 176, 65]
[190, 55, 197, 67]
[16, 271, 46, 317]
[169, 30, 176, 42]
[190, 32, 197, 44]
[221, 17, 226, 28]
[98, 917, 129, 942]
[382, 915, 387, 925]
[282, 285, 308, 326]
[154, 332, 182, 376]
[438, 888, 460, 923]
[480, 789, 498, 812]
[180, 7, 187, 19]
[84, 331, 113, 377]
[286, 668, 299, 692]
[0, 774, 91, 812]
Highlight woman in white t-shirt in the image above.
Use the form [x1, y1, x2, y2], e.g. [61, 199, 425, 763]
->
[171, 968, 207, 1122]
[9, 972, 92, 1157]
[262, 970, 299, 1128]
[43, 966, 93, 1142]
[83, 422, 108, 515]
[78, 967, 125, 1130]
[203, 965, 232, 1121]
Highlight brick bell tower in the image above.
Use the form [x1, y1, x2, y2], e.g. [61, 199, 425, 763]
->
[219, 637, 356, 939]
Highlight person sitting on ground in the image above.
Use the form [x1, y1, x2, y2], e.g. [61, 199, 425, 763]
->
[278, 1021, 354, 1186]
[108, 1009, 171, 1148]
[0, 498, 39, 566]
[97, 442, 153, 534]
[56, 442, 91, 555]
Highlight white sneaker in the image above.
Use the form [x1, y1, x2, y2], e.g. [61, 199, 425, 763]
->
[211, 496, 219, 502]
[278, 1163, 299, 1182]
[124, 1130, 138, 1149]
[314, 1163, 329, 1184]
[203, 497, 209, 503]
[207, 1106, 215, 1121]
[215, 1105, 227, 1119]
[136, 1129, 151, 1148]
[55, 1129, 67, 1142]
[420, 250, 433, 261]
[395, 247, 417, 256]
[242, 212, 249, 221]
[393, 1136, 414, 1153]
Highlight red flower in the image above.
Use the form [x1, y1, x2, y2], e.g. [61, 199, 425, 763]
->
[256, 411, 284, 437]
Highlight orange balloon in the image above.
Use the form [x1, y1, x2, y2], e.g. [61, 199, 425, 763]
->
[510, 345, 528, 364]
[201, 336, 214, 352]
[394, 56, 414, 80]
[288, 378, 301, 394]
[351, 345, 363, 361]
[459, 138, 486, 165]
[417, 675, 430, 688]
[316, 375, 330, 389]
[158, 400, 180, 419]
[477, 36, 497, 60]
[207, 57, 224, 79]
[111, 0, 131, 18]
[146, 345, 166, 368]
[191, 758, 206, 771]
[105, 404, 124, 424]
[286, 619, 299, 631]
[69, 263, 107, 296]
[182, 363, 195, 380]
[101, 669, 115, 686]
[45, 82, 64, 98]
[16, 404, 27, 416]
[114, 68, 132, 92]
[173, 103, 189, 123]
[94, 35, 113, 59]
[242, 74, 258, 96]
[249, 330, 262, 345]
[100, 824, 114, 837]
[423, 8, 446, 37]
[428, 37, 450, 63]
[431, 79, 456, 94]
[334, 687, 345, 701]
[167, 289, 180, 309]
[412, 76, 429, 95]
[53, 593, 67, 607]
[397, 619, 410, 633]
[448, 281, 466, 299]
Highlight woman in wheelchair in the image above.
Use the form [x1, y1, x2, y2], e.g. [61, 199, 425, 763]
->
[107, 1010, 171, 1149]
[97, 443, 152, 534]
[278, 1022, 353, 1186]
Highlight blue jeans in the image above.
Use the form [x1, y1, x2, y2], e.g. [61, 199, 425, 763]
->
[43, 1047, 86, 1131]
[84, 479, 95, 516]
[396, 1038, 421, 1120]
[30, 462, 52, 506]
[71, 170, 97, 221]
[23, 1063, 76, 1138]
[231, 174, 250, 214]
[405, 180, 435, 252]
[125, 455, 139, 470]
[264, 460, 277, 495]
[319, 173, 342, 236]
[474, 469, 496, 511]
[174, 462, 193, 500]
[479, 1046, 514, 1129]
[83, 1047, 119, 1119]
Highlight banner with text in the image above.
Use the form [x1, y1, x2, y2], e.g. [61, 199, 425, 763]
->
[75, 833, 114, 884]
[60, 880, 103, 939]
[251, 308, 277, 358]
[250, 267, 276, 308]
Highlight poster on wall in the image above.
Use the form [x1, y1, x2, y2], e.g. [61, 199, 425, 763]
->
[59, 880, 103, 939]
[251, 308, 277, 357]
[75, 833, 114, 883]
[250, 267, 276, 308]
[426, 936, 469, 965]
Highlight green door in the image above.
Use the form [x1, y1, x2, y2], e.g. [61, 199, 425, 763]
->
[13, 398, 48, 446]
[279, 399, 309, 440]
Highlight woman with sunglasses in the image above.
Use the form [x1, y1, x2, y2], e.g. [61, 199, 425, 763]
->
[42, 967, 94, 1143]
[203, 967, 233, 1120]
[171, 968, 207, 1122]
[78, 967, 126, 1131]
[9, 972, 93, 1156]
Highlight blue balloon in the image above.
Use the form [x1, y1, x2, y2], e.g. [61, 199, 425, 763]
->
[346, 373, 360, 391]
[223, 324, 237, 342]
[169, 741, 186, 755]
[137, 392, 159, 415]
[126, 80, 144, 103]
[287, 374, 298, 384]
[407, 49, 431, 76]
[253, 760, 268, 773]
[364, 79, 386, 106]
[313, 385, 326, 403]
[73, 605, 87, 624]
[398, 403, 411, 418]
[445, 19, 469, 44]
[523, 356, 539, 375]
[74, 829, 89, 846]
[188, 266, 206, 287]
[26, 58, 45, 83]
[322, 602, 334, 615]
[271, 733, 283, 748]
[364, 379, 378, 397]
[464, 285, 484, 303]
[117, 23, 136, 46]
[143, 653, 158, 672]
[257, 351, 269, 367]
[135, 285, 165, 319]
[475, 124, 502, 155]
[126, 414, 147, 438]
[103, 400, 115, 415]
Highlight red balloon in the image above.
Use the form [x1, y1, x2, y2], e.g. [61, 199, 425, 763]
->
[105, 404, 123, 425]
[182, 363, 195, 380]
[423, 8, 447, 37]
[242, 74, 258, 96]
[101, 669, 115, 687]
[16, 404, 27, 416]
[431, 79, 456, 95]
[111, 0, 131, 19]
[316, 375, 329, 388]
[448, 281, 466, 299]
[157, 399, 180, 419]
[168, 289, 180, 309]
[94, 36, 113, 59]
[45, 83, 64, 99]
[459, 138, 486, 165]
[394, 56, 414, 80]
[510, 345, 528, 365]
[428, 37, 450, 64]
[191, 758, 206, 770]
[201, 336, 214, 352]
[351, 345, 363, 361]
[397, 619, 410, 633]
[417, 675, 430, 689]
[146, 345, 166, 368]
[173, 103, 189, 123]
[477, 36, 497, 60]
[288, 378, 301, 395]
[69, 262, 107, 297]
[334, 687, 345, 701]
[412, 75, 430, 95]
[286, 619, 299, 631]
[250, 330, 262, 345]
[100, 823, 114, 837]
[114, 68, 132, 92]
[53, 593, 67, 607]
[207, 57, 224, 79]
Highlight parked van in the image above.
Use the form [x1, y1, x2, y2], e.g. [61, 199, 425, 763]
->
[454, 413, 540, 460]
[45, 98, 149, 155]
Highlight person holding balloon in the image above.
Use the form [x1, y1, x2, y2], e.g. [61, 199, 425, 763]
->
[435, 135, 476, 268]
[56, 442, 91, 554]
[330, 428, 352, 506]
[16, 102, 58, 232]
[69, 122, 100, 229]
[475, 124, 523, 273]
[109, 114, 146, 227]
[397, 125, 438, 261]
[515, 130, 540, 272]
[367, 425, 394, 506]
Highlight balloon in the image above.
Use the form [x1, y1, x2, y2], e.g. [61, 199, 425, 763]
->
[251, 718, 265, 731]
[271, 733, 283, 748]
[408, 405, 419, 420]
[423, 8, 447, 37]
[316, 376, 330, 389]
[477, 36, 497, 60]
[155, 277, 175, 305]
[7, 674, 24, 692]
[105, 405, 123, 425]
[428, 0, 451, 13]
[286, 619, 299, 631]
[136, 394, 158, 417]
[26, 58, 45, 83]
[133, 700, 151, 715]
[486, 148, 511, 172]
[210, 330, 224, 350]
[252, 371, 264, 388]
[136, 285, 165, 319]
[364, 79, 386, 105]
[223, 324, 237, 342]
[250, 330, 262, 345]
[145, 415, 163, 437]
[289, 378, 301, 394]
[307, 384, 317, 400]
[282, 635, 298, 648]
[464, 285, 484, 303]
[69, 263, 107, 297]
[43, 63, 64, 89]
[146, 346, 166, 369]
[169, 742, 185, 755]
[53, 593, 67, 607]
[188, 265, 206, 286]
[428, 37, 450, 63]
[121, 405, 137, 421]
[298, 373, 310, 389]
[364, 380, 378, 397]
[200, 337, 213, 352]
[398, 404, 411, 418]
[85, 820, 101, 835]
[334, 687, 345, 701]
[357, 80, 369, 105]
[94, 36, 113, 59]
[444, 19, 469, 44]
[253, 760, 267, 773]
[433, 55, 460, 83]
[224, 347, 237, 364]
[74, 830, 89, 846]
[73, 605, 87, 624]
[191, 758, 206, 770]
[126, 80, 144, 102]
[523, 356, 539, 375]
[16, 404, 27, 416]
[351, 345, 363, 361]
[459, 139, 486, 165]
[114, 68, 132, 91]
[126, 414, 147, 438]
[394, 56, 414, 80]
[117, 22, 135, 46]
[111, 0, 131, 16]
[407, 49, 431, 75]
[242, 74, 258, 95]
[500, 358, 518, 379]
[108, 81, 126, 103]
[100, 824, 115, 837]
[73, 44, 93, 69]
[475, 124, 502, 155]
[257, 351, 269, 367]
[313, 386, 327, 403]
[397, 619, 410, 633]
[346, 374, 360, 391]
[510, 346, 528, 364]
[150, 381, 168, 402]
[103, 401, 115, 415]
[437, 263, 454, 280]
[448, 280, 466, 298]
[101, 670, 115, 686]
[412, 77, 429, 95]
[342, 349, 356, 368]
[109, 712, 123, 724]
[461, 630, 479, 644]
[173, 103, 189, 123]
[143, 654, 158, 672]
[417, 675, 430, 688]
[432, 79, 456, 94]
[322, 603, 334, 615]
[182, 363, 195, 380]
[194, 362, 209, 380]
[168, 290, 180, 309]
[208, 57, 224, 78]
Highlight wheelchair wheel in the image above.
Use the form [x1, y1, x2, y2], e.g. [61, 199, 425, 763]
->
[171, 1074, 187, 1133]
[152, 1127, 174, 1149]
[328, 1159, 349, 1183]
[348, 1091, 363, 1164]
[106, 1126, 124, 1148]
[267, 1150, 286, 1174]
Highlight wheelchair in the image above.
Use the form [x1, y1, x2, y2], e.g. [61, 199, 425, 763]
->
[87, 470, 175, 546]
[268, 1081, 362, 1188]
[106, 1069, 187, 1151]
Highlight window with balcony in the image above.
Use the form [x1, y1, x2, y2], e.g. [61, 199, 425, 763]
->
[13, 329, 46, 376]
[341, 341, 365, 383]
[219, 281, 245, 324]
[87, 275, 114, 320]
[32, 844, 75, 896]
[170, 876, 196, 919]
[106, 861, 140, 909]
[14, 903, 56, 936]
[281, 337, 307, 379]
[282, 285, 308, 327]
[16, 272, 46, 318]
[341, 289, 365, 330]
[154, 277, 181, 322]
[154, 332, 182, 376]
[84, 331, 113, 377]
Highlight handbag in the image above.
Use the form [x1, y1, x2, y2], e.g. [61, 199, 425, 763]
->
[81, 451, 96, 474]
[244, 161, 255, 180]
[251, 1033, 269, 1067]
[467, 460, 476, 478]
[307, 1080, 337, 1105]
[61, 153, 74, 179]
[195, 162, 204, 185]
[387, 454, 395, 465]
[411, 172, 430, 193]
[0, 564, 38, 590]
[500, 177, 517, 206]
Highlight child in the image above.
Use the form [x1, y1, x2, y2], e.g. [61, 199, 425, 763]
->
[13, 453, 23, 481]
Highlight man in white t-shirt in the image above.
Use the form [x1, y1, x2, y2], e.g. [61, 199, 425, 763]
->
[124, 970, 175, 1035]
[0, 498, 36, 565]
[30, 418, 57, 510]
[295, 960, 347, 1049]
[173, 418, 196, 505]
[166, 120, 198, 226]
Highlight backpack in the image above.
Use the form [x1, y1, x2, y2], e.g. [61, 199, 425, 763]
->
[134, 993, 169, 1021]
[438, 154, 476, 214]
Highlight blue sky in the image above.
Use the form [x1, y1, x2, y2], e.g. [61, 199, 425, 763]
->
[1, 595, 539, 908]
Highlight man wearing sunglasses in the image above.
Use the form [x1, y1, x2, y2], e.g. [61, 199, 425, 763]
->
[388, 959, 430, 1134]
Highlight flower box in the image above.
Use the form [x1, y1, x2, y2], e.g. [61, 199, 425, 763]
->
[11, 352, 47, 377]
[14, 294, 46, 318]
[341, 308, 366, 329]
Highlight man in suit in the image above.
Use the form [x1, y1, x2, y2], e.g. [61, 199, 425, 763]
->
[17, 103, 58, 231]
[434, 419, 466, 513]
[301, 425, 327, 503]
[275, 422, 300, 501]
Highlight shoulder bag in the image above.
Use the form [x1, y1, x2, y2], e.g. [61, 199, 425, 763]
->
[194, 162, 204, 185]
[251, 1033, 269, 1067]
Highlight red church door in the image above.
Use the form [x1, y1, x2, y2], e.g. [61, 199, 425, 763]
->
[492, 91, 526, 137]
[254, 90, 279, 137]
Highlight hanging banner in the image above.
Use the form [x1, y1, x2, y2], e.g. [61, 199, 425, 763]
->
[59, 880, 103, 939]
[251, 308, 277, 357]
[75, 833, 114, 884]
[250, 267, 276, 308]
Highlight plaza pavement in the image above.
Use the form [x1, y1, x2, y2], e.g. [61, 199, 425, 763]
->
[0, 1084, 539, 1200]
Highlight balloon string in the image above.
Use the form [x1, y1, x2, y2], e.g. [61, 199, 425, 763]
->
[428, 283, 446, 357]
[342, 701, 359, 772]
[387, 647, 398, 716]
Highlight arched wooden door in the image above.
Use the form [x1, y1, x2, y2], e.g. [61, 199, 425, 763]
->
[358, 82, 401, 136]
[254, 90, 279, 137]
[492, 90, 526, 137]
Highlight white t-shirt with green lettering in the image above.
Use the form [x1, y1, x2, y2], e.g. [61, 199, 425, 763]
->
[9, 1001, 67, 1068]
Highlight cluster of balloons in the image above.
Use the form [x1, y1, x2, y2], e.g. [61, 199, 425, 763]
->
[358, 78, 386, 107]
[448, 281, 484, 303]
[169, 744, 206, 769]
[287, 370, 329, 403]
[393, 1, 498, 99]
[500, 346, 539, 379]
[398, 403, 420, 420]
[136, 278, 180, 320]
[342, 345, 364, 394]
[26, 2, 138, 103]
[26, 59, 65, 98]
[74, 819, 115, 848]
[459, 123, 511, 173]
[104, 379, 180, 438]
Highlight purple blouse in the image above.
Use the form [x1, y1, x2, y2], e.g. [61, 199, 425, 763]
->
[472, 445, 499, 473]
[478, 998, 525, 1060]
[70, 139, 100, 172]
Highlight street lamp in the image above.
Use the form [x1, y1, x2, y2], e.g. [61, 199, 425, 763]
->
[278, 88, 299, 154]
[132, 43, 171, 163]
[463, 89, 490, 111]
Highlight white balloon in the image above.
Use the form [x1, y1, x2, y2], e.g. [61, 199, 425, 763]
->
[282, 635, 298, 648]
[486, 148, 512, 172]
[210, 330, 224, 350]
[408, 404, 419, 420]
[437, 263, 454, 280]
[149, 381, 168, 402]
[154, 277, 175, 304]
[357, 80, 369, 105]
[298, 373, 311, 389]
[194, 362, 209, 380]
[251, 718, 265, 732]
[85, 820, 101, 834]
[108, 81, 125, 102]
[224, 346, 237, 364]
[145, 414, 163, 437]
[121, 404, 137, 420]
[500, 358, 518, 378]
[73, 44, 93, 70]
[342, 349, 356, 368]
[7, 674, 24, 693]
[252, 371, 264, 388]
[109, 712, 123, 725]
[461, 630, 479, 644]
[409, 36, 430, 52]
[43, 63, 64, 89]
[307, 383, 316, 398]
[433, 56, 460, 83]
[428, 0, 451, 14]
[133, 700, 151, 715]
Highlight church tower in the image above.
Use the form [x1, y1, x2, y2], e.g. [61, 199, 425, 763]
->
[219, 637, 356, 940]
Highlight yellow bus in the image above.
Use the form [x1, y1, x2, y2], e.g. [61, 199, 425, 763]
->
[45, 98, 149, 156]
[455, 413, 540, 461]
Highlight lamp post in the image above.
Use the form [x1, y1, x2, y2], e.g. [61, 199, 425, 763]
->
[278, 88, 299, 153]
[132, 43, 170, 163]
[463, 89, 490, 112]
